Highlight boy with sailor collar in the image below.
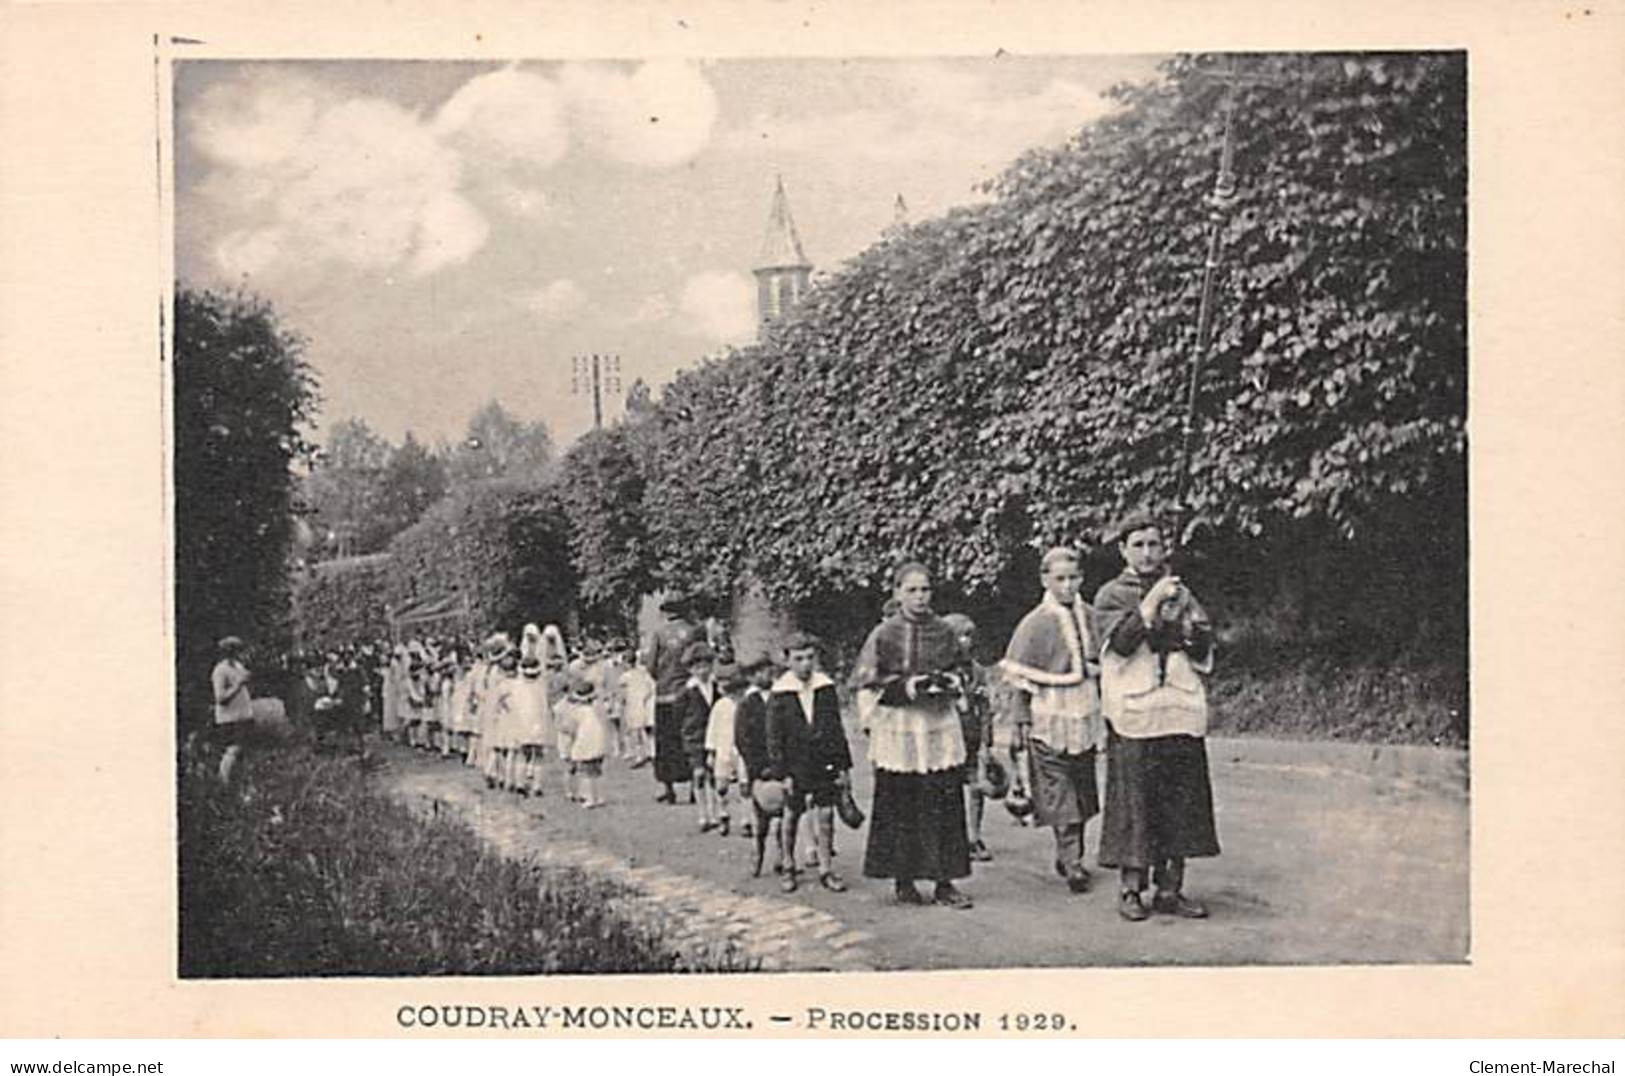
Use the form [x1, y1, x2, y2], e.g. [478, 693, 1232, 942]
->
[765, 632, 853, 894]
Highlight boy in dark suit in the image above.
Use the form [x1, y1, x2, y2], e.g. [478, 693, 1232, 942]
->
[734, 654, 780, 874]
[766, 632, 853, 893]
[678, 641, 720, 832]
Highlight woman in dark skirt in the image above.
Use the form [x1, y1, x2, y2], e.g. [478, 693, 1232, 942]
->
[645, 594, 701, 803]
[1093, 512, 1220, 922]
[854, 563, 973, 909]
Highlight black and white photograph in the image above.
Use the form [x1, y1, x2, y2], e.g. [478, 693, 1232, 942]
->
[8, 0, 1625, 1054]
[170, 48, 1469, 978]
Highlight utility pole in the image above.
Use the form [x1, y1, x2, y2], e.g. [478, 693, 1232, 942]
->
[572, 354, 623, 431]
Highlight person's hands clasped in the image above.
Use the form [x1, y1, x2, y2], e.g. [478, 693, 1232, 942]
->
[1139, 575, 1183, 623]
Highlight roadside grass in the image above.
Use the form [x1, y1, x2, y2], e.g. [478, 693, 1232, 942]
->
[179, 742, 754, 977]
[1205, 606, 1466, 748]
[1209, 661, 1465, 747]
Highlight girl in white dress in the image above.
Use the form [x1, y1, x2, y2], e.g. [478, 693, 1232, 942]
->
[620, 651, 657, 768]
[561, 674, 608, 808]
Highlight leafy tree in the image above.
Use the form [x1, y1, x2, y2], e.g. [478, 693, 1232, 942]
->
[374, 431, 448, 542]
[387, 479, 576, 637]
[173, 285, 318, 727]
[305, 416, 389, 558]
[443, 400, 555, 488]
[557, 426, 656, 632]
[623, 377, 656, 419]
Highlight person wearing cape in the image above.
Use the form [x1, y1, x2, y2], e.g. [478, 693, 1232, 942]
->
[853, 563, 973, 909]
[1000, 546, 1104, 894]
[1093, 512, 1220, 922]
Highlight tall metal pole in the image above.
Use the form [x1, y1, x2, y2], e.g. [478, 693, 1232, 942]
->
[1173, 56, 1243, 546]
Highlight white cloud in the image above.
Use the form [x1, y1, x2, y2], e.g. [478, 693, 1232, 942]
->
[410, 190, 490, 277]
[433, 65, 569, 170]
[522, 278, 588, 321]
[560, 60, 718, 169]
[718, 62, 1118, 205]
[629, 293, 674, 325]
[190, 69, 321, 169]
[677, 271, 755, 343]
[484, 179, 550, 220]
[213, 227, 284, 279]
[189, 62, 723, 284]
[191, 70, 479, 281]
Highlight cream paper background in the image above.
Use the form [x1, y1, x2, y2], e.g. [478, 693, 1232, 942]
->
[1, 0, 1621, 1039]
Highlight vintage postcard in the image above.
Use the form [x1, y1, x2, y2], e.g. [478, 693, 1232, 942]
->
[1, 0, 1622, 1041]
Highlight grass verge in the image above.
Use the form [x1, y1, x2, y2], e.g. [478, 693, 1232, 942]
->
[179, 741, 752, 977]
[1208, 661, 1466, 748]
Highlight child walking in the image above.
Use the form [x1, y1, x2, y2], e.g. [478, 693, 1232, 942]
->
[482, 635, 517, 789]
[767, 632, 854, 894]
[620, 651, 657, 768]
[734, 654, 781, 873]
[1093, 512, 1220, 921]
[705, 663, 748, 837]
[559, 674, 608, 808]
[512, 653, 552, 803]
[679, 642, 720, 832]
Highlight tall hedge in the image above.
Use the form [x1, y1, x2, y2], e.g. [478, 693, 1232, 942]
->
[555, 425, 656, 633]
[173, 286, 318, 726]
[591, 53, 1464, 660]
[386, 479, 576, 639]
[292, 553, 392, 651]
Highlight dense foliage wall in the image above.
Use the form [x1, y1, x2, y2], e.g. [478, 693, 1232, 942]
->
[556, 426, 656, 633]
[559, 53, 1467, 726]
[291, 554, 392, 651]
[386, 479, 576, 639]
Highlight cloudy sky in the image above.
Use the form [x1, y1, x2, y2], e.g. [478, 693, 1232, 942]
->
[174, 55, 1166, 450]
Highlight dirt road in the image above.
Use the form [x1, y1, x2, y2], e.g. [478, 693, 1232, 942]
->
[378, 733, 1467, 970]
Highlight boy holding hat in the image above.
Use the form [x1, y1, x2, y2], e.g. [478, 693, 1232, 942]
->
[679, 640, 721, 832]
[767, 632, 853, 894]
[1093, 512, 1219, 922]
[1000, 546, 1103, 894]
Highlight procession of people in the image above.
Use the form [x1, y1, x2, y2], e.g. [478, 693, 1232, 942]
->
[211, 512, 1219, 922]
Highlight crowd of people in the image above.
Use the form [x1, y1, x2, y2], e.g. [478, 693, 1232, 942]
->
[207, 513, 1219, 923]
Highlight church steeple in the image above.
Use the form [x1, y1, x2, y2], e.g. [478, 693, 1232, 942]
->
[753, 175, 813, 335]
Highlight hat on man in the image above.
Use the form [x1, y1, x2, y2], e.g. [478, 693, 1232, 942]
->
[568, 672, 596, 701]
[681, 640, 715, 666]
[715, 662, 746, 691]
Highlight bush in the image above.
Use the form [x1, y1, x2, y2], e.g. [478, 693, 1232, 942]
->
[292, 553, 392, 650]
[173, 286, 318, 729]
[178, 746, 744, 976]
[387, 479, 576, 640]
